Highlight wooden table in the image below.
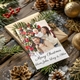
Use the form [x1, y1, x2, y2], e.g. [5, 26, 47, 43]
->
[0, 1, 80, 80]
[0, 32, 79, 80]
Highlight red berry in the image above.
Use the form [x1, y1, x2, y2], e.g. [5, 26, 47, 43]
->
[8, 7, 13, 10]
[15, 10, 20, 13]
[4, 13, 9, 16]
[10, 10, 15, 14]
[3, 14, 6, 17]
[25, 46, 29, 50]
[8, 13, 12, 17]
[37, 25, 41, 28]
[6, 15, 10, 18]
[16, 7, 21, 10]
[24, 38, 29, 42]
[29, 47, 34, 51]
[18, 7, 21, 10]
[12, 11, 15, 15]
[21, 31, 26, 35]
[3, 13, 10, 18]
[15, 7, 21, 13]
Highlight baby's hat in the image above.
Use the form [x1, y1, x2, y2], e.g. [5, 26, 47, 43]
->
[33, 28, 38, 33]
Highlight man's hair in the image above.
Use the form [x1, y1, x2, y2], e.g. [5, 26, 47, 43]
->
[32, 36, 41, 40]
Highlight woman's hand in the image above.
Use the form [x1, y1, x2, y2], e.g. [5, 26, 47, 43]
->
[39, 43, 45, 47]
[36, 44, 44, 53]
[36, 45, 39, 49]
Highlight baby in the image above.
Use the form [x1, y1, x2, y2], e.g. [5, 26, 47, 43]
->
[33, 28, 43, 38]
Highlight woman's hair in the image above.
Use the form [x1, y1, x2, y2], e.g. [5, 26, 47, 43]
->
[42, 26, 51, 36]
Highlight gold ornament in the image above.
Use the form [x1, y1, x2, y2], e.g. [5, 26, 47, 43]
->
[72, 33, 80, 50]
[64, 2, 80, 18]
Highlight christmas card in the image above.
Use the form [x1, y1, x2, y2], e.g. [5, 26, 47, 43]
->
[15, 20, 69, 69]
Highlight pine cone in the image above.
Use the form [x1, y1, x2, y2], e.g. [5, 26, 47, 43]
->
[48, 0, 69, 9]
[35, 0, 48, 11]
[69, 59, 80, 80]
[10, 63, 32, 80]
[65, 20, 80, 32]
[52, 70, 65, 80]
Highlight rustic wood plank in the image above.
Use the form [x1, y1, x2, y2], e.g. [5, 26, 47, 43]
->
[0, 51, 36, 80]
[66, 47, 79, 66]
[16, 1, 36, 20]
[0, 39, 18, 65]
[6, 40, 17, 47]
[0, 29, 12, 43]
[3, 30, 12, 43]
[68, 50, 80, 67]
[0, 55, 11, 65]
[30, 72, 48, 80]
[68, 32, 77, 42]
[62, 40, 73, 55]
[62, 32, 80, 67]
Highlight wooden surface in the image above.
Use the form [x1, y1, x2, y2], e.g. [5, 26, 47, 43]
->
[0, 33, 79, 80]
[0, 51, 36, 80]
[0, 29, 12, 43]
[0, 1, 80, 80]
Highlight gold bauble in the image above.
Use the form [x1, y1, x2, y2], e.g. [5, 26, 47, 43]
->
[64, 2, 80, 18]
[72, 33, 80, 50]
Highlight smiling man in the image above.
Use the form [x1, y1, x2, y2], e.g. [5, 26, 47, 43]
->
[32, 37, 54, 53]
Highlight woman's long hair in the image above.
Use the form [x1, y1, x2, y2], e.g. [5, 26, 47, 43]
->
[42, 26, 51, 36]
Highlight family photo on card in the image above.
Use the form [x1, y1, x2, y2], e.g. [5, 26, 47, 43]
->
[32, 21, 61, 54]
[16, 20, 69, 69]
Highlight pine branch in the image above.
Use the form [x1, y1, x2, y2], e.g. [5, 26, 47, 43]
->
[0, 45, 23, 58]
[30, 10, 55, 24]
[41, 64, 57, 74]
